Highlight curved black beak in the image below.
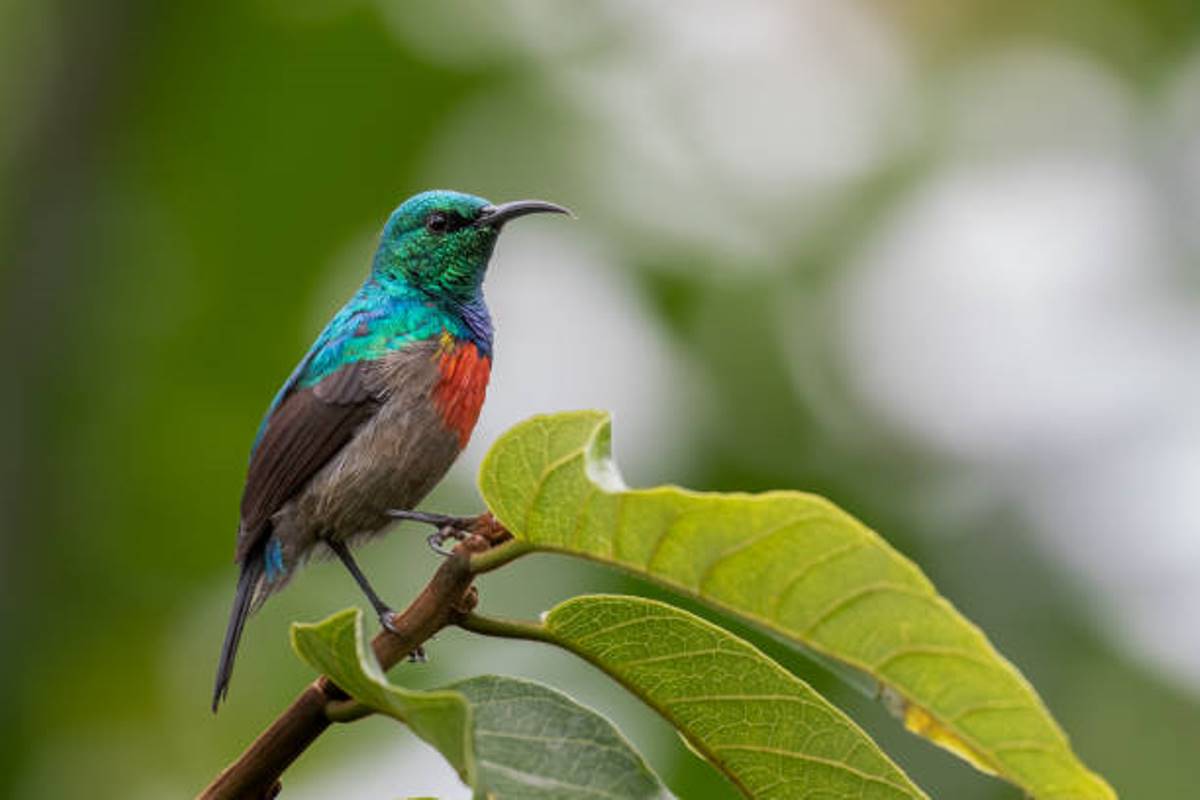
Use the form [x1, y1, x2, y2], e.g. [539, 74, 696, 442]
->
[474, 199, 573, 229]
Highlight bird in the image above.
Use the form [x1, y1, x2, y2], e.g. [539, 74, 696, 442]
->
[212, 190, 570, 711]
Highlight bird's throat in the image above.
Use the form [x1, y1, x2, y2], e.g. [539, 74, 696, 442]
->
[455, 295, 493, 355]
[433, 335, 491, 449]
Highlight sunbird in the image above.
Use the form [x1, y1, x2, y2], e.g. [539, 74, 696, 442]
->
[213, 190, 570, 710]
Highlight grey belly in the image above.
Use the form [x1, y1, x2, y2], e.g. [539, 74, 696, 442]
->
[270, 353, 460, 563]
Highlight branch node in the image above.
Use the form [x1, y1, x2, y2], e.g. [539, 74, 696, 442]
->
[470, 512, 512, 546]
[454, 585, 480, 616]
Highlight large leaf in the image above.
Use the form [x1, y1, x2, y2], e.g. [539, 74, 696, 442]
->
[291, 608, 671, 800]
[478, 411, 1115, 799]
[524, 594, 928, 800]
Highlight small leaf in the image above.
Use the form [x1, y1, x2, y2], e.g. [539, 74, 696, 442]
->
[478, 411, 1116, 799]
[538, 594, 929, 800]
[291, 608, 671, 800]
[291, 609, 474, 783]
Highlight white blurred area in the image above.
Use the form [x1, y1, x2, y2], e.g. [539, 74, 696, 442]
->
[375, 0, 1200, 694]
[460, 228, 702, 487]
[838, 46, 1200, 689]
[387, 0, 913, 267]
[288, 736, 468, 800]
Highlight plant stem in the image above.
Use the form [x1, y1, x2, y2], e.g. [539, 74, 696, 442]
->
[468, 538, 533, 574]
[197, 535, 489, 800]
[324, 698, 372, 724]
[457, 611, 552, 643]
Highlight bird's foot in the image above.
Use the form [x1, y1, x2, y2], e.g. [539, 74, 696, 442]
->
[390, 509, 514, 554]
[378, 613, 427, 661]
[388, 509, 474, 556]
[426, 525, 469, 557]
[379, 609, 402, 635]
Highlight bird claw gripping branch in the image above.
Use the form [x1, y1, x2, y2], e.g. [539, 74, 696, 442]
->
[388, 509, 512, 557]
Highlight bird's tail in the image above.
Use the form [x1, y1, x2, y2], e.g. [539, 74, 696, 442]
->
[212, 553, 264, 712]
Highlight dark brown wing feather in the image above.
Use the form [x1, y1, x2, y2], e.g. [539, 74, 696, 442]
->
[235, 360, 381, 561]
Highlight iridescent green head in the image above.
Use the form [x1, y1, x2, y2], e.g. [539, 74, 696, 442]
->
[373, 190, 570, 302]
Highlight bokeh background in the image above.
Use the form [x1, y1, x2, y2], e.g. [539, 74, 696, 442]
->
[3, 1, 1199, 797]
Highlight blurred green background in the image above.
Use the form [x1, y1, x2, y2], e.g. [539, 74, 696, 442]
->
[4, 1, 1199, 797]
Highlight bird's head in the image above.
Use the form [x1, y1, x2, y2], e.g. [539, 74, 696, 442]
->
[373, 190, 570, 302]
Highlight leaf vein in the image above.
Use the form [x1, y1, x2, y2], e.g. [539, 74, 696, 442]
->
[872, 644, 998, 673]
[695, 515, 816, 594]
[619, 647, 759, 669]
[712, 744, 913, 794]
[802, 582, 932, 636]
[768, 539, 868, 620]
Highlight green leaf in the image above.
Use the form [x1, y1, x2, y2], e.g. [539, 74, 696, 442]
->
[531, 594, 930, 800]
[291, 608, 671, 800]
[451, 674, 670, 800]
[291, 609, 472, 782]
[478, 411, 1116, 800]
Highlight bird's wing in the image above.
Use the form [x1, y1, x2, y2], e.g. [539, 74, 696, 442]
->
[234, 358, 382, 562]
[246, 298, 386, 458]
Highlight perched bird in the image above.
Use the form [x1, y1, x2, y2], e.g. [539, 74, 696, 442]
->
[213, 190, 570, 711]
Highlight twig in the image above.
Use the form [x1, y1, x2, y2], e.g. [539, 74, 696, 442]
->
[457, 611, 552, 643]
[198, 516, 510, 800]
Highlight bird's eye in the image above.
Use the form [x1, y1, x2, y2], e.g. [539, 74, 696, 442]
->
[426, 212, 449, 234]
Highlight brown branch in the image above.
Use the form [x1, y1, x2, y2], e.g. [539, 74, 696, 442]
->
[198, 516, 511, 800]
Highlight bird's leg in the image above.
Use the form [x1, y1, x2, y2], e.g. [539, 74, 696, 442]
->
[387, 508, 477, 530]
[326, 539, 395, 627]
[326, 539, 426, 660]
